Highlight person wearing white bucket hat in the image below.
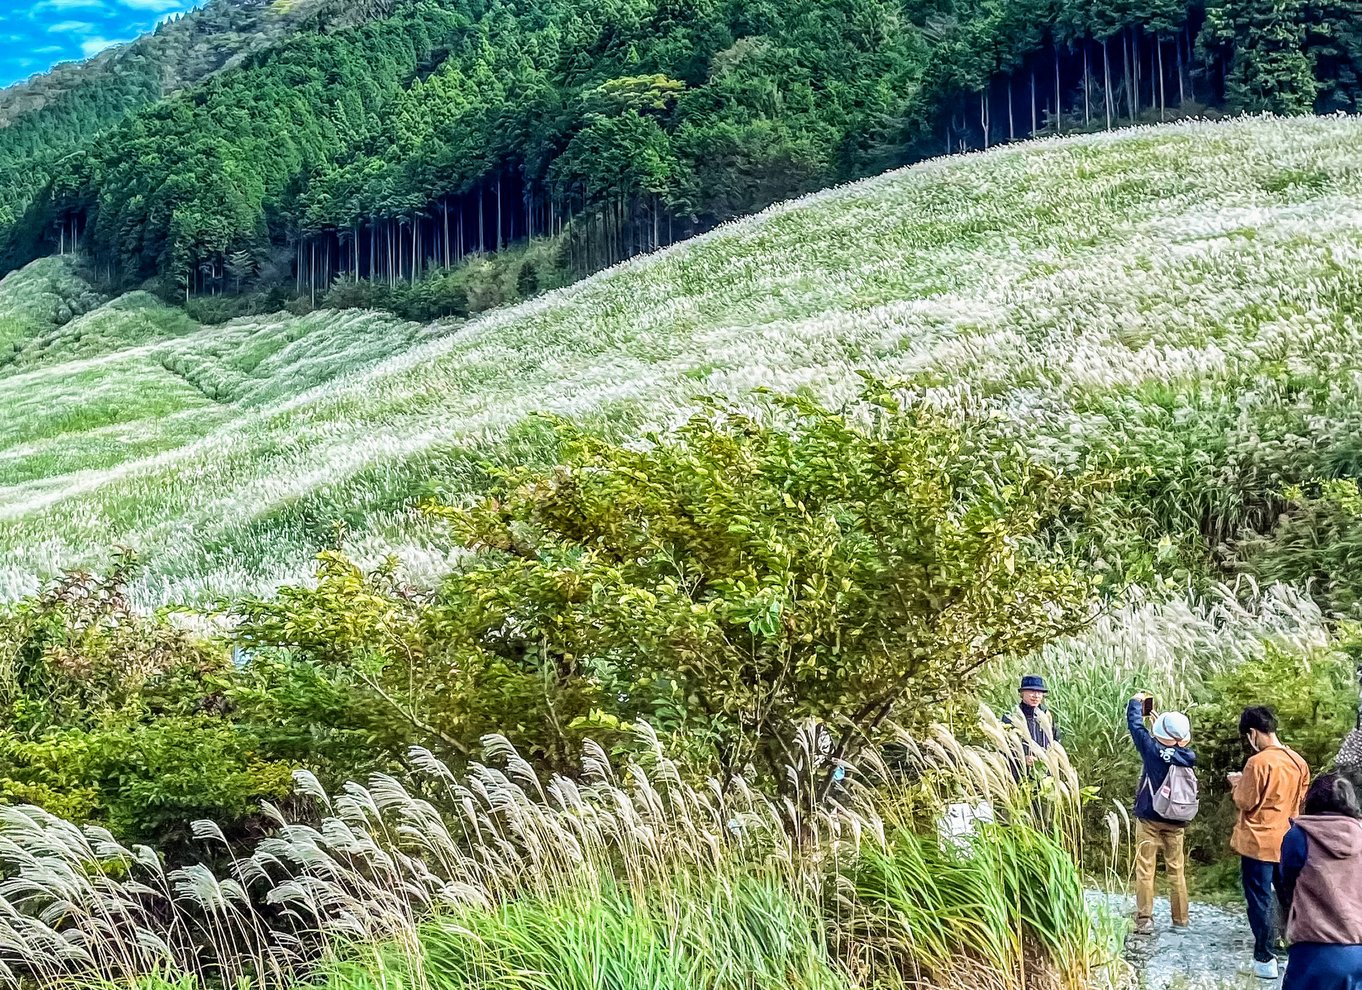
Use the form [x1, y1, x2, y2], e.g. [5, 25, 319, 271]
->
[1152, 711, 1192, 746]
[1128, 693, 1199, 936]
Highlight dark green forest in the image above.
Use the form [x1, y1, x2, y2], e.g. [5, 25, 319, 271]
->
[0, 0, 386, 261]
[1, 0, 1358, 312]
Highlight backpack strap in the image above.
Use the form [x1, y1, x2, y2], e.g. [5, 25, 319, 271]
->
[1141, 773, 1155, 798]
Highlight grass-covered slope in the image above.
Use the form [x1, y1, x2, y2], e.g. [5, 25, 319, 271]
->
[2, 115, 1361, 604]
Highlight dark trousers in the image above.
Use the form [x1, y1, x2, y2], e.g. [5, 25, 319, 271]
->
[1241, 856, 1279, 964]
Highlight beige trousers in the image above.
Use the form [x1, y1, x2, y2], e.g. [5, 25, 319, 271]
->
[1135, 818, 1189, 926]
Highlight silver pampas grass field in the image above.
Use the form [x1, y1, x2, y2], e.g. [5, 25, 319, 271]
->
[2, 115, 1361, 605]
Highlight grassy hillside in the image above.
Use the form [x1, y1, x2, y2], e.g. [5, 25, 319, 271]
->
[2, 114, 1361, 604]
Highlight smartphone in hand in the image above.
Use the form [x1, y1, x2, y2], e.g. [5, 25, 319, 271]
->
[1142, 696, 1155, 717]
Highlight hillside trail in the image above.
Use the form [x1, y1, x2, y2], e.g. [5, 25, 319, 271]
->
[1093, 891, 1280, 989]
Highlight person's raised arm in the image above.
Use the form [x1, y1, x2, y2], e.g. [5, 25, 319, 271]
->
[1126, 697, 1157, 760]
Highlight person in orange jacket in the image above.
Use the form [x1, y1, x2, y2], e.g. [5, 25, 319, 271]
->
[1229, 706, 1310, 982]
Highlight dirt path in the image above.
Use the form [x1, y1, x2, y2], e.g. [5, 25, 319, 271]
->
[1092, 892, 1281, 989]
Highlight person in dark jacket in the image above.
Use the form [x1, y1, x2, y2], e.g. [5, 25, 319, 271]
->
[1127, 694, 1196, 935]
[1278, 773, 1362, 989]
[1002, 674, 1063, 778]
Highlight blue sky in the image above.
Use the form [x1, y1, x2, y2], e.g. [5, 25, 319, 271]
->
[1, 0, 200, 88]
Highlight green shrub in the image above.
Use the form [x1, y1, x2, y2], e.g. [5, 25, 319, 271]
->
[0, 552, 225, 731]
[390, 266, 471, 321]
[183, 292, 276, 324]
[314, 239, 569, 323]
[425, 380, 1110, 785]
[231, 551, 608, 774]
[320, 275, 393, 313]
[0, 718, 295, 846]
[0, 555, 296, 849]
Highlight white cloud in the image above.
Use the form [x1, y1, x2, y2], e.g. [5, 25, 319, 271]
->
[32, 0, 104, 11]
[120, 0, 188, 11]
[49, 20, 97, 34]
[81, 36, 133, 57]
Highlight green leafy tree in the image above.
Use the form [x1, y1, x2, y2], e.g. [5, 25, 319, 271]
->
[1202, 0, 1319, 113]
[436, 380, 1110, 789]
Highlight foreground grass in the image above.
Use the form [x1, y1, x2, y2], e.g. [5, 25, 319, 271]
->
[2, 116, 1361, 603]
[0, 722, 1124, 990]
[315, 876, 849, 990]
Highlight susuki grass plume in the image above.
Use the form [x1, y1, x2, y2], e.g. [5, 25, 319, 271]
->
[0, 717, 1122, 990]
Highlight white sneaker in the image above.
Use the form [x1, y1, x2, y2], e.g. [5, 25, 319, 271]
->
[1251, 959, 1279, 981]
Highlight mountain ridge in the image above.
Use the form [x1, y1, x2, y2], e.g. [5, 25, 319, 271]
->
[0, 0, 381, 123]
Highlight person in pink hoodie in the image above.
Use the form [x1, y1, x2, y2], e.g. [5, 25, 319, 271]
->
[1278, 773, 1362, 989]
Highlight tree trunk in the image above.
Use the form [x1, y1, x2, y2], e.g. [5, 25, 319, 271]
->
[1103, 38, 1113, 130]
[1160, 37, 1171, 119]
[443, 202, 450, 269]
[980, 89, 989, 148]
[497, 176, 504, 252]
[1008, 78, 1015, 140]
[1125, 29, 1136, 121]
[1031, 70, 1037, 134]
[1188, 22, 1200, 100]
[1176, 31, 1186, 106]
[1133, 27, 1142, 117]
[479, 192, 486, 253]
[1054, 49, 1062, 133]
[1084, 46, 1091, 125]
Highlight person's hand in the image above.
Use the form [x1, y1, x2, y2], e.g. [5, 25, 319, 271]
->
[1025, 754, 1038, 767]
[1227, 771, 1243, 787]
[1132, 692, 1149, 703]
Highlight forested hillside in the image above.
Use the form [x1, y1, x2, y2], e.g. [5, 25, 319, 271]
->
[1, 0, 1358, 309]
[0, 0, 390, 268]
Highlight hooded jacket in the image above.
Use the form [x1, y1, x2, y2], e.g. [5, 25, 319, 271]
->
[1126, 698, 1197, 825]
[1280, 815, 1362, 946]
